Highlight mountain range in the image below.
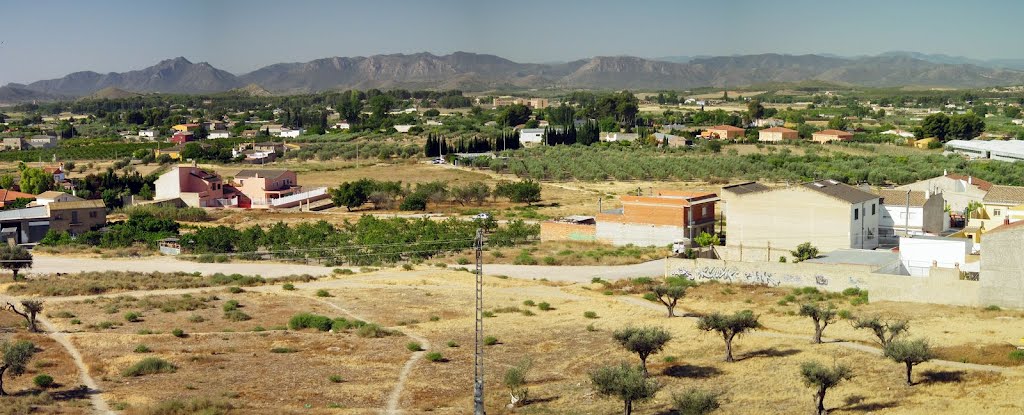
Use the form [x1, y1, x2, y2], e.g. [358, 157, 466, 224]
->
[4, 51, 1024, 103]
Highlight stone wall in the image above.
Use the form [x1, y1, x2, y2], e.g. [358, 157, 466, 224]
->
[979, 226, 1024, 308]
[666, 257, 982, 307]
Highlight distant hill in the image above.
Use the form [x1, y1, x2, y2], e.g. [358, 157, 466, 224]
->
[229, 83, 274, 97]
[81, 87, 142, 100]
[5, 51, 1024, 102]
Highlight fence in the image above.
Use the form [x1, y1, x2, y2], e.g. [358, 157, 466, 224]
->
[269, 187, 329, 208]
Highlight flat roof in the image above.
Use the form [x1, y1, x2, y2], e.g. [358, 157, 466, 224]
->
[946, 139, 1024, 157]
[805, 249, 900, 268]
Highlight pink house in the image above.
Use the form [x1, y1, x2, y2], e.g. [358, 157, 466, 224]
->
[232, 169, 299, 208]
[154, 166, 228, 207]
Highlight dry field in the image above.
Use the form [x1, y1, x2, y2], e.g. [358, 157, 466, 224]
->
[6, 267, 1021, 414]
[0, 311, 92, 415]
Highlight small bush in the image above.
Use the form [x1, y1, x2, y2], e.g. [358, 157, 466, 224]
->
[123, 358, 177, 377]
[642, 292, 658, 302]
[457, 258, 471, 265]
[224, 310, 252, 322]
[288, 313, 333, 331]
[282, 283, 295, 291]
[425, 352, 445, 362]
[429, 315, 440, 322]
[520, 309, 535, 316]
[837, 309, 853, 319]
[406, 342, 423, 352]
[537, 302, 552, 311]
[134, 344, 152, 353]
[542, 256, 558, 265]
[482, 311, 495, 318]
[97, 321, 117, 329]
[673, 388, 721, 415]
[316, 289, 332, 297]
[172, 329, 186, 338]
[484, 336, 498, 346]
[402, 263, 414, 271]
[586, 323, 598, 332]
[523, 300, 535, 307]
[329, 375, 344, 383]
[984, 305, 1002, 311]
[52, 311, 75, 318]
[270, 347, 298, 354]
[779, 256, 787, 263]
[334, 268, 354, 275]
[663, 356, 677, 363]
[583, 311, 598, 319]
[222, 300, 240, 312]
[1009, 350, 1024, 361]
[188, 315, 205, 323]
[33, 374, 55, 388]
[124, 312, 142, 323]
[356, 323, 393, 338]
[227, 286, 243, 294]
[447, 340, 459, 348]
[70, 319, 81, 325]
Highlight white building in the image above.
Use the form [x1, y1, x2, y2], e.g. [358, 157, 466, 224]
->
[602, 132, 639, 142]
[140, 129, 158, 138]
[34, 191, 83, 206]
[275, 128, 302, 138]
[519, 128, 544, 144]
[945, 139, 1024, 163]
[393, 125, 414, 133]
[209, 130, 230, 139]
[876, 189, 949, 243]
[898, 236, 971, 276]
[334, 121, 350, 130]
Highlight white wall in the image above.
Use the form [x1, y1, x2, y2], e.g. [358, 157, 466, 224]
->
[899, 236, 970, 276]
[520, 132, 543, 144]
[596, 221, 684, 247]
[154, 168, 182, 201]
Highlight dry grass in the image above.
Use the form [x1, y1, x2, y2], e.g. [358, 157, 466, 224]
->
[6, 271, 317, 297]
[442, 241, 670, 266]
[0, 312, 92, 414]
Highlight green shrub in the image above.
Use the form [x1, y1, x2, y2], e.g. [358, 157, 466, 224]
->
[33, 374, 54, 388]
[673, 388, 721, 415]
[282, 283, 295, 291]
[425, 352, 445, 362]
[837, 309, 853, 319]
[270, 347, 298, 353]
[124, 312, 141, 322]
[288, 313, 333, 331]
[523, 300, 536, 307]
[329, 375, 344, 383]
[227, 286, 243, 294]
[52, 311, 75, 318]
[406, 342, 423, 352]
[984, 305, 1002, 311]
[586, 323, 598, 332]
[188, 315, 205, 323]
[542, 256, 558, 265]
[537, 302, 552, 311]
[123, 358, 177, 377]
[642, 292, 658, 302]
[223, 310, 251, 322]
[334, 268, 354, 275]
[70, 319, 81, 325]
[402, 263, 414, 271]
[331, 318, 367, 331]
[316, 289, 332, 297]
[484, 336, 498, 346]
[356, 323, 393, 338]
[1009, 350, 1024, 361]
[583, 311, 598, 319]
[222, 300, 240, 312]
[482, 311, 495, 318]
[171, 328, 186, 338]
[457, 258, 471, 265]
[429, 315, 440, 322]
[134, 344, 152, 353]
[520, 309, 535, 316]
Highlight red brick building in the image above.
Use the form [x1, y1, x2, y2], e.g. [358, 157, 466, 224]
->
[170, 131, 195, 144]
[595, 190, 719, 247]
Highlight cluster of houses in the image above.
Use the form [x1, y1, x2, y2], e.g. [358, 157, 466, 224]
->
[1, 135, 59, 151]
[0, 190, 107, 245]
[150, 165, 329, 210]
[698, 124, 854, 144]
[542, 171, 1024, 281]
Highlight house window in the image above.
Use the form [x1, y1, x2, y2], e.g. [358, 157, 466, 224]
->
[854, 208, 859, 220]
[871, 204, 876, 215]
[994, 209, 1001, 216]
[89, 211, 97, 218]
[71, 211, 78, 223]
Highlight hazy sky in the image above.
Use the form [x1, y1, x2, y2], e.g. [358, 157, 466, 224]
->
[1, 0, 1022, 85]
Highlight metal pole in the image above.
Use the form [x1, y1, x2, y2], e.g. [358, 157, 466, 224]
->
[474, 228, 486, 415]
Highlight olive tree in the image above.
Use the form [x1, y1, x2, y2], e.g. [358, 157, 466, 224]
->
[696, 310, 761, 362]
[7, 300, 43, 332]
[0, 245, 32, 281]
[883, 338, 935, 386]
[612, 326, 672, 375]
[852, 315, 908, 347]
[800, 361, 853, 415]
[651, 283, 689, 318]
[799, 303, 837, 344]
[503, 358, 532, 407]
[589, 363, 660, 415]
[0, 340, 36, 396]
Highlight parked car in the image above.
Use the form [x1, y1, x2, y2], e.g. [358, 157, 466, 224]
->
[432, 158, 445, 164]
[474, 212, 492, 220]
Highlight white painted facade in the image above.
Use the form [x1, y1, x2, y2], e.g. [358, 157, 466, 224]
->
[898, 236, 970, 276]
[519, 128, 544, 144]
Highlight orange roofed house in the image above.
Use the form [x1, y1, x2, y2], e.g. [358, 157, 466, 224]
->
[704, 125, 745, 140]
[812, 129, 854, 143]
[596, 190, 718, 247]
[758, 126, 799, 142]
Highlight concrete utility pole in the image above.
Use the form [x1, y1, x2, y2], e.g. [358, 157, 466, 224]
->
[473, 228, 486, 415]
[905, 190, 911, 237]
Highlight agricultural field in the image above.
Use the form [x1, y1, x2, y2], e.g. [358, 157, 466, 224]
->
[3, 267, 1023, 414]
